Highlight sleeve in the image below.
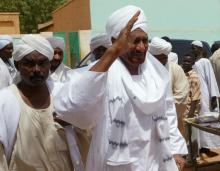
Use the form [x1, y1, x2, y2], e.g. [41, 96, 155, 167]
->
[172, 64, 189, 104]
[0, 67, 12, 89]
[204, 59, 220, 97]
[0, 144, 8, 171]
[53, 70, 107, 130]
[165, 86, 188, 155]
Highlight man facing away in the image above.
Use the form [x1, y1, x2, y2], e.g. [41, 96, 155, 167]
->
[53, 5, 187, 171]
[0, 34, 110, 171]
[191, 40, 220, 156]
[47, 36, 71, 82]
[149, 37, 189, 136]
[0, 35, 16, 89]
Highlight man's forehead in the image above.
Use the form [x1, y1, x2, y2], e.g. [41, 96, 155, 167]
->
[22, 51, 48, 61]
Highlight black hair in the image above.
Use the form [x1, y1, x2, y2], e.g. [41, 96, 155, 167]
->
[211, 43, 220, 54]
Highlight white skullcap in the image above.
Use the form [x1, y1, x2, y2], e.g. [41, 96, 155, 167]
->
[13, 34, 54, 61]
[47, 37, 65, 52]
[149, 37, 172, 56]
[191, 40, 203, 48]
[106, 5, 148, 39]
[90, 33, 112, 52]
[0, 35, 13, 50]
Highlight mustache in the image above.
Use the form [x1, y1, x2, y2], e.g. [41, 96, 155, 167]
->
[130, 50, 146, 57]
[29, 73, 45, 80]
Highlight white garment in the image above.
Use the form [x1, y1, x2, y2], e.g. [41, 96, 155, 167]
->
[13, 34, 54, 61]
[149, 37, 172, 56]
[193, 58, 220, 148]
[54, 53, 187, 171]
[0, 58, 12, 89]
[0, 35, 13, 50]
[106, 5, 148, 39]
[168, 52, 178, 63]
[48, 63, 71, 82]
[47, 37, 65, 51]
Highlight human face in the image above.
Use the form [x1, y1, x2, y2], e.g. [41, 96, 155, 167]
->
[154, 54, 168, 66]
[120, 28, 148, 68]
[50, 47, 63, 72]
[182, 55, 194, 73]
[92, 46, 107, 60]
[0, 43, 13, 59]
[16, 50, 51, 86]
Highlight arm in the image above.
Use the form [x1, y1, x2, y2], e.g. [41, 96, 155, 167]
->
[0, 143, 8, 171]
[187, 100, 199, 118]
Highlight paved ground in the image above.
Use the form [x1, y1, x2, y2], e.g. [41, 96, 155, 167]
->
[183, 148, 220, 171]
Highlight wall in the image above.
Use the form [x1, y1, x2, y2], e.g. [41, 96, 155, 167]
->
[0, 13, 20, 34]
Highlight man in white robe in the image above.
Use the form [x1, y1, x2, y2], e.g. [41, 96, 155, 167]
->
[149, 37, 189, 136]
[54, 6, 187, 171]
[47, 36, 71, 82]
[210, 47, 220, 91]
[0, 34, 108, 171]
[191, 40, 220, 154]
[0, 35, 16, 89]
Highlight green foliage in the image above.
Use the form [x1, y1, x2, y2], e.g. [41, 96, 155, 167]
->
[0, 0, 67, 33]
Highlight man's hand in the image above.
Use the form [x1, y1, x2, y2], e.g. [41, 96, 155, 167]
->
[90, 11, 140, 72]
[173, 154, 186, 170]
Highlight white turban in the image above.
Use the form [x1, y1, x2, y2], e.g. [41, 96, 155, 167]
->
[47, 37, 65, 52]
[90, 33, 112, 52]
[191, 40, 203, 48]
[13, 34, 54, 61]
[149, 37, 172, 56]
[106, 5, 148, 39]
[0, 35, 13, 50]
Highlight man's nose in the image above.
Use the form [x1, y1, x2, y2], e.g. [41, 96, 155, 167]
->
[136, 41, 147, 52]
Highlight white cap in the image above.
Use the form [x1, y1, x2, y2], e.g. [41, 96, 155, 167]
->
[191, 40, 203, 48]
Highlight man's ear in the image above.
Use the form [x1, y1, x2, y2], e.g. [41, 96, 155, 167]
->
[14, 61, 19, 70]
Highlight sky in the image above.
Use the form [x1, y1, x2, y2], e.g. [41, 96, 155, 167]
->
[90, 0, 220, 44]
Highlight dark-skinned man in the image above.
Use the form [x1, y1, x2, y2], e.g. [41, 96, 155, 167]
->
[0, 35, 16, 89]
[191, 40, 220, 158]
[54, 5, 187, 171]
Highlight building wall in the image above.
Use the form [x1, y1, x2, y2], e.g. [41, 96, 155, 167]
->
[90, 0, 220, 44]
[0, 13, 20, 34]
[53, 0, 91, 32]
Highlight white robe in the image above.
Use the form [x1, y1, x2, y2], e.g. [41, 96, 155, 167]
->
[193, 58, 220, 148]
[48, 63, 71, 82]
[0, 58, 12, 89]
[54, 54, 187, 171]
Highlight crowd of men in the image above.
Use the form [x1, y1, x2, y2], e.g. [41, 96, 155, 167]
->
[0, 5, 220, 171]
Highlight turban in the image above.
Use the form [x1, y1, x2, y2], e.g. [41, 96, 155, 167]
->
[106, 5, 148, 39]
[90, 33, 112, 52]
[47, 37, 65, 52]
[149, 37, 172, 56]
[13, 34, 54, 61]
[191, 40, 203, 48]
[0, 35, 13, 50]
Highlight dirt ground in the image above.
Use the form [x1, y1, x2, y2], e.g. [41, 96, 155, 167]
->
[183, 148, 220, 171]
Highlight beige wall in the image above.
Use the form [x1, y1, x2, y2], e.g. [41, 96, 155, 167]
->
[0, 13, 20, 34]
[52, 0, 91, 32]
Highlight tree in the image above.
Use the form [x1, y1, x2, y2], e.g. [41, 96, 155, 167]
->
[0, 0, 67, 33]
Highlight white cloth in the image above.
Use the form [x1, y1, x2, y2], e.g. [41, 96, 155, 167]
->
[54, 54, 187, 171]
[0, 58, 12, 89]
[210, 48, 220, 91]
[191, 40, 203, 48]
[193, 58, 220, 148]
[47, 37, 65, 51]
[168, 52, 178, 63]
[13, 34, 54, 61]
[149, 37, 172, 56]
[0, 35, 13, 50]
[90, 33, 112, 52]
[106, 5, 148, 39]
[48, 63, 71, 82]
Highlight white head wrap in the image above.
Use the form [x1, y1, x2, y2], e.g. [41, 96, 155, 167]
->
[106, 5, 148, 39]
[191, 40, 203, 48]
[90, 33, 112, 52]
[0, 35, 13, 50]
[168, 52, 178, 63]
[13, 34, 54, 61]
[149, 37, 172, 56]
[47, 37, 65, 52]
